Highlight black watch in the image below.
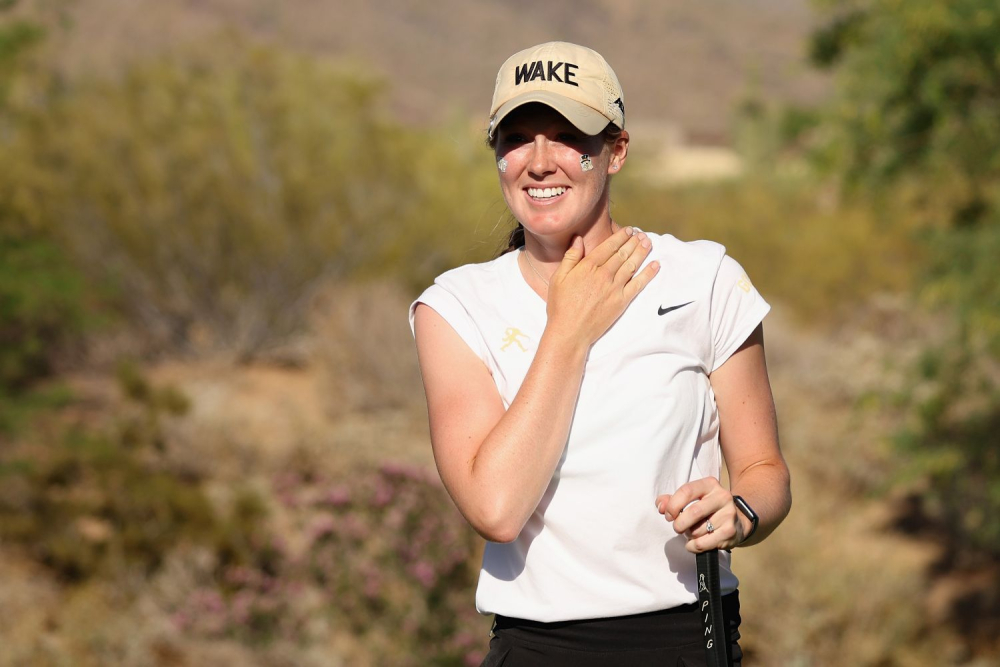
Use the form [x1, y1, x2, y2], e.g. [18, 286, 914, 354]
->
[732, 495, 759, 544]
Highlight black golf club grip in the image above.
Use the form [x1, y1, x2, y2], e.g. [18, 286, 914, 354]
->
[696, 549, 730, 667]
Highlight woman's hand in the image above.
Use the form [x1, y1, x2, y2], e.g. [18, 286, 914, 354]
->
[655, 478, 747, 553]
[545, 226, 659, 347]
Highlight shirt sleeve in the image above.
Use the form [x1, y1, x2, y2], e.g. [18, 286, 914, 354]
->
[710, 255, 771, 372]
[409, 283, 491, 368]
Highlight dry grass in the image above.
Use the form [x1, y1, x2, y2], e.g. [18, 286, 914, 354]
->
[310, 280, 425, 418]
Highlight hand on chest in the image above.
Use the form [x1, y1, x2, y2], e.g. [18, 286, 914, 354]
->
[487, 268, 713, 405]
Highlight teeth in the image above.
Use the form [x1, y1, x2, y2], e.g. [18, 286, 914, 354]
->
[528, 187, 566, 199]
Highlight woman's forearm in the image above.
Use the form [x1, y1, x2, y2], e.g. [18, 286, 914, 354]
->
[466, 326, 590, 542]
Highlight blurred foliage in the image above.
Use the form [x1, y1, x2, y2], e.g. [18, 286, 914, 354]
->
[166, 462, 486, 664]
[806, 0, 1000, 228]
[0, 0, 91, 415]
[0, 231, 87, 391]
[313, 280, 425, 415]
[0, 381, 72, 435]
[273, 462, 485, 666]
[0, 366, 267, 582]
[0, 37, 498, 357]
[0, 0, 44, 108]
[804, 0, 1000, 558]
[893, 222, 1000, 557]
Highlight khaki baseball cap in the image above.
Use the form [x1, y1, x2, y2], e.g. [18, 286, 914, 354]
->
[488, 42, 625, 139]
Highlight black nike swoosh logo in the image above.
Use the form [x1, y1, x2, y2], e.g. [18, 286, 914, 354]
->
[658, 301, 694, 316]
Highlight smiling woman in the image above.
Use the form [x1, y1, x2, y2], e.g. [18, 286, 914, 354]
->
[408, 42, 790, 667]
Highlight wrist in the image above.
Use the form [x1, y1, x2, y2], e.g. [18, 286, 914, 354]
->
[539, 324, 591, 361]
[736, 513, 753, 545]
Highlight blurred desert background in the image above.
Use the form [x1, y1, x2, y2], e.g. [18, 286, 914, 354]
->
[1, 1, 999, 665]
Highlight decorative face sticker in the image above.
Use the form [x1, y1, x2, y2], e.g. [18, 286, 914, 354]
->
[580, 154, 594, 172]
[497, 157, 508, 173]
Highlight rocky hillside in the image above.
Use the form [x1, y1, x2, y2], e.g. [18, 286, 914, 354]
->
[51, 0, 828, 141]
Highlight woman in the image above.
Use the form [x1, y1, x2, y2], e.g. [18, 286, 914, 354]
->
[410, 42, 790, 666]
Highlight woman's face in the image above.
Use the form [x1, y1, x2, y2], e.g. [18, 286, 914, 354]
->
[494, 105, 626, 242]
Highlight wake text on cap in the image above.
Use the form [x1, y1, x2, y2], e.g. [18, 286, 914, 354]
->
[514, 61, 580, 87]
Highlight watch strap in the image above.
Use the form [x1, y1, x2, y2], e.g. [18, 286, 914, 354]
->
[732, 495, 758, 544]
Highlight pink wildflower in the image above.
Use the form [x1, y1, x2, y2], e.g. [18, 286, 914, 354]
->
[324, 485, 352, 507]
[372, 479, 394, 507]
[464, 650, 486, 666]
[410, 560, 436, 588]
[171, 611, 190, 631]
[308, 515, 336, 540]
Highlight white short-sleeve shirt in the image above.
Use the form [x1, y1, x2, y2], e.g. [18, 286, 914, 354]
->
[409, 232, 770, 622]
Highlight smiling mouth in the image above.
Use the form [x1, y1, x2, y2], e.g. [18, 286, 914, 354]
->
[526, 186, 567, 201]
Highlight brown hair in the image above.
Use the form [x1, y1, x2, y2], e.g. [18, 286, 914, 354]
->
[492, 121, 624, 256]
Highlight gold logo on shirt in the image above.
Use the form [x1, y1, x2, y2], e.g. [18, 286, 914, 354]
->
[501, 327, 529, 352]
[737, 274, 752, 293]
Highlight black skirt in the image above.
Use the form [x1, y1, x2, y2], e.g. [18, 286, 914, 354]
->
[480, 591, 742, 667]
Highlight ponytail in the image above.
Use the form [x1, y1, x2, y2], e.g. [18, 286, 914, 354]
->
[499, 222, 525, 256]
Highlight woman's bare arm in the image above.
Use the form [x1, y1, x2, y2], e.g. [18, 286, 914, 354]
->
[415, 304, 588, 543]
[712, 324, 790, 546]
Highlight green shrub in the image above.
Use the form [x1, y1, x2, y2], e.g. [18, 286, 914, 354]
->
[0, 37, 498, 356]
[0, 429, 213, 581]
[804, 0, 1000, 559]
[0, 1, 94, 409]
[0, 230, 89, 392]
[893, 222, 1000, 557]
[0, 365, 267, 581]
[804, 0, 1000, 227]
[0, 0, 44, 109]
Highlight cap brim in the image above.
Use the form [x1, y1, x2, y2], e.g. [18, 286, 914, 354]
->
[489, 91, 612, 139]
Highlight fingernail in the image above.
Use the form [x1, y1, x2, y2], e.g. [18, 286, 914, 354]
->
[641, 238, 651, 248]
[625, 227, 634, 236]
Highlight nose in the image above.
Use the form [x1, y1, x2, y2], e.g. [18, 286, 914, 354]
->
[527, 135, 556, 178]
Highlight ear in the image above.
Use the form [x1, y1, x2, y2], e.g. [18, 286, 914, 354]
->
[608, 129, 629, 174]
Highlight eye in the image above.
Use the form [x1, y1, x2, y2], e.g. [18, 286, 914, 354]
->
[501, 132, 528, 145]
[556, 132, 580, 143]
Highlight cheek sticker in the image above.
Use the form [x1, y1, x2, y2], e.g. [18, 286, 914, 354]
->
[580, 154, 594, 172]
[497, 157, 508, 173]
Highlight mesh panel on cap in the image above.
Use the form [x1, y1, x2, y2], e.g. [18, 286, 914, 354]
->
[603, 79, 620, 122]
